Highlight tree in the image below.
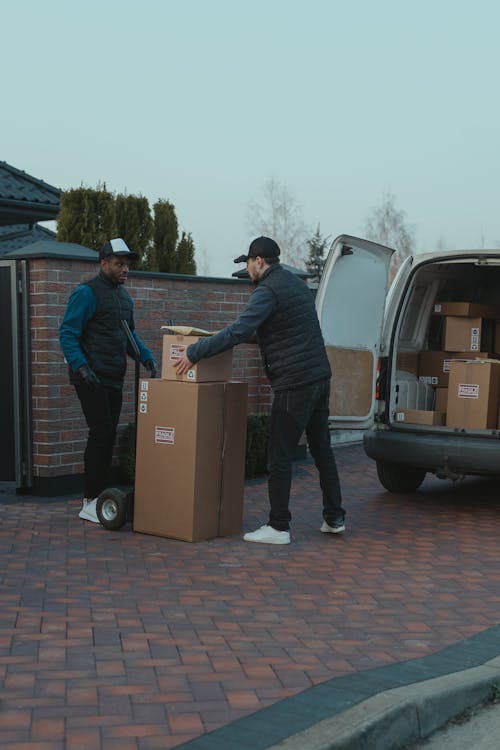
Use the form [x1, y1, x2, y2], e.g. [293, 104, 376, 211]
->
[57, 184, 197, 275]
[246, 178, 308, 265]
[305, 225, 330, 284]
[57, 184, 116, 250]
[149, 200, 179, 273]
[177, 231, 197, 275]
[364, 191, 415, 279]
[115, 193, 153, 269]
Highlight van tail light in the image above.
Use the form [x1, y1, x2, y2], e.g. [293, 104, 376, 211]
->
[376, 356, 388, 401]
[375, 358, 381, 400]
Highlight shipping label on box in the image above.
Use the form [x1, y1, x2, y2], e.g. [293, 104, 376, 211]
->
[446, 359, 500, 429]
[154, 426, 175, 444]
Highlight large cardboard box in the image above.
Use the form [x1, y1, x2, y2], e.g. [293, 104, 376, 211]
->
[395, 409, 445, 425]
[133, 379, 248, 541]
[446, 359, 500, 429]
[418, 351, 488, 387]
[161, 333, 233, 382]
[433, 302, 500, 318]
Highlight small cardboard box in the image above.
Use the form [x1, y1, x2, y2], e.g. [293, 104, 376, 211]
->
[434, 387, 448, 413]
[161, 331, 233, 382]
[433, 302, 500, 318]
[418, 351, 488, 387]
[396, 409, 445, 425]
[133, 379, 248, 542]
[446, 359, 500, 429]
[443, 317, 485, 352]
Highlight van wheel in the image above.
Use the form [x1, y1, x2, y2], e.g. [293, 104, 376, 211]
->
[96, 488, 128, 530]
[376, 461, 426, 493]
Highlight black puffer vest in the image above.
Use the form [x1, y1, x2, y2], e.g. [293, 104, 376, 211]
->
[73, 272, 134, 388]
[256, 264, 331, 390]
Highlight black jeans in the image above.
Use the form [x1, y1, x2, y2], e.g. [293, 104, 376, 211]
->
[75, 383, 123, 499]
[268, 379, 344, 531]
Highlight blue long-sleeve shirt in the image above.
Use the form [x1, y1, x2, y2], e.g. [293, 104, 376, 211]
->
[59, 283, 153, 373]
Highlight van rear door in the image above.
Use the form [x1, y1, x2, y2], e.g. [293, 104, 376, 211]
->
[316, 235, 394, 430]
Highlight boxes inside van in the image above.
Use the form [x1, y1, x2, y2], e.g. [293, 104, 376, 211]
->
[315, 235, 500, 493]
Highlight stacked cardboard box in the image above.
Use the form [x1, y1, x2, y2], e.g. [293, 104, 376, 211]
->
[446, 359, 500, 429]
[399, 302, 500, 426]
[133, 326, 248, 542]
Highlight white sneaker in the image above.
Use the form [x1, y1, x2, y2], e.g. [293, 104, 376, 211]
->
[243, 524, 290, 545]
[320, 519, 345, 534]
[79, 498, 100, 523]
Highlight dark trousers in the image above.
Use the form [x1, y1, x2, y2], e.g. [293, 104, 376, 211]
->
[75, 383, 123, 499]
[267, 379, 344, 531]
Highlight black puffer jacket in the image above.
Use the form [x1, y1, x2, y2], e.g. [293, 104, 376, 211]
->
[74, 273, 134, 388]
[256, 264, 331, 390]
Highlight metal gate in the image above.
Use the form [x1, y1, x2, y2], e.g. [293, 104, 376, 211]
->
[0, 260, 32, 487]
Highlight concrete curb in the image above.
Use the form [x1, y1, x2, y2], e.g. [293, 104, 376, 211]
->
[266, 657, 500, 750]
[175, 625, 500, 750]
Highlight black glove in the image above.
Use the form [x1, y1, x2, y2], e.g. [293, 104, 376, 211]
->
[77, 364, 101, 389]
[143, 359, 157, 378]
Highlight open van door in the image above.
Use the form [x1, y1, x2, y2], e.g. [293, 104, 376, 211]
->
[316, 235, 394, 430]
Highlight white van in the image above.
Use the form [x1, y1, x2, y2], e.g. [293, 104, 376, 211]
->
[316, 234, 500, 492]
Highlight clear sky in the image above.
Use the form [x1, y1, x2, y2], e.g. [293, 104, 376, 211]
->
[3, 0, 500, 276]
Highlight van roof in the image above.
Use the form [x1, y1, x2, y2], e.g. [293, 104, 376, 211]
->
[414, 248, 500, 265]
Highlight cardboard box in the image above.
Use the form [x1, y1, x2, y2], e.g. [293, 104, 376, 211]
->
[443, 317, 486, 352]
[161, 333, 233, 382]
[433, 302, 500, 318]
[395, 409, 445, 425]
[446, 359, 500, 429]
[434, 387, 448, 413]
[396, 352, 419, 375]
[494, 320, 500, 355]
[418, 351, 489, 387]
[133, 379, 248, 541]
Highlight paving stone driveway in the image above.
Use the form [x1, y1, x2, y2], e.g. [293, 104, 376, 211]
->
[0, 443, 499, 748]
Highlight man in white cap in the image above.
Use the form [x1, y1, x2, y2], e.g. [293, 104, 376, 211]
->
[59, 238, 157, 523]
[175, 236, 345, 544]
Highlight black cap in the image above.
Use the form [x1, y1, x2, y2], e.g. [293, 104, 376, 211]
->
[234, 236, 281, 264]
[99, 238, 138, 261]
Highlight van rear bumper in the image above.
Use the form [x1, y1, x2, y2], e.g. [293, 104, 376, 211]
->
[363, 428, 500, 476]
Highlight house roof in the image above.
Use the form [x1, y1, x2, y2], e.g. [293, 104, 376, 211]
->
[3, 239, 99, 261]
[0, 161, 61, 225]
[0, 223, 57, 256]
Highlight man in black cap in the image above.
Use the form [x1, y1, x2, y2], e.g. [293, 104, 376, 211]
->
[174, 236, 345, 544]
[59, 238, 157, 523]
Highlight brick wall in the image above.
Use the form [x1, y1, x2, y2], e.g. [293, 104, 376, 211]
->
[29, 258, 272, 482]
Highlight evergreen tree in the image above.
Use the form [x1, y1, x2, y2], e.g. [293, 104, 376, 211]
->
[176, 231, 197, 275]
[305, 225, 329, 283]
[115, 193, 153, 269]
[57, 184, 117, 250]
[57, 184, 196, 275]
[150, 200, 178, 272]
